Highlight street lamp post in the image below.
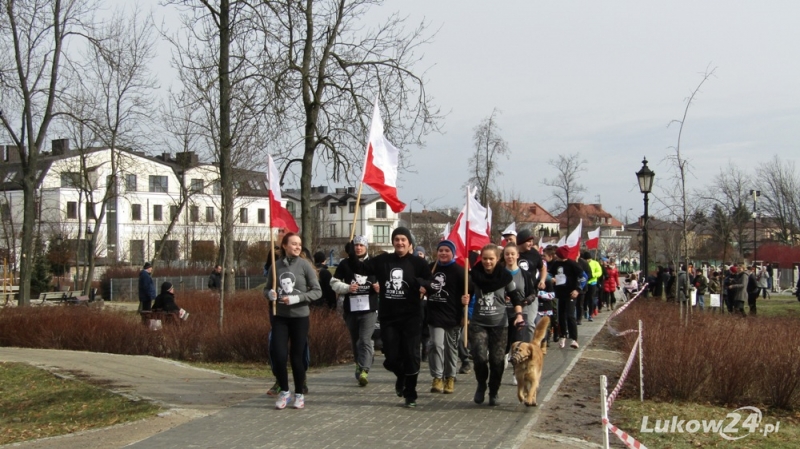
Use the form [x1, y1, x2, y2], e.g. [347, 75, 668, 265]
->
[749, 190, 760, 263]
[55, 235, 63, 291]
[636, 157, 655, 291]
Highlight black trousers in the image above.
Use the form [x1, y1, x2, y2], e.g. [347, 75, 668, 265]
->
[381, 316, 422, 401]
[468, 323, 507, 396]
[586, 284, 597, 314]
[139, 299, 152, 312]
[575, 291, 585, 322]
[269, 315, 309, 394]
[557, 296, 578, 341]
[747, 292, 758, 315]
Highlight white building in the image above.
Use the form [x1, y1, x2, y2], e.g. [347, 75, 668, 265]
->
[0, 140, 276, 268]
[284, 186, 400, 256]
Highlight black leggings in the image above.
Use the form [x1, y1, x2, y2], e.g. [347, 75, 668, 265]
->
[381, 316, 422, 401]
[557, 296, 577, 341]
[270, 315, 309, 394]
[468, 323, 507, 395]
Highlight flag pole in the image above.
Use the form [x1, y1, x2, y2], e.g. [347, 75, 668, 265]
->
[463, 187, 470, 348]
[270, 227, 277, 317]
[349, 183, 364, 242]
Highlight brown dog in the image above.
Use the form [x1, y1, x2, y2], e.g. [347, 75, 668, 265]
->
[509, 316, 549, 407]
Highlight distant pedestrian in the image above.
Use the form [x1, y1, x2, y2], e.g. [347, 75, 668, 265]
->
[208, 265, 222, 291]
[756, 266, 770, 299]
[153, 282, 188, 320]
[746, 265, 759, 315]
[727, 265, 747, 316]
[547, 246, 582, 349]
[138, 262, 156, 312]
[693, 270, 708, 311]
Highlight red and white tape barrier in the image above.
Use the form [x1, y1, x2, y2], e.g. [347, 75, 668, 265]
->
[607, 283, 648, 322]
[603, 418, 649, 449]
[606, 337, 639, 411]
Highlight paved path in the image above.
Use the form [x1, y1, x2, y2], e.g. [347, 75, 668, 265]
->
[1, 312, 610, 449]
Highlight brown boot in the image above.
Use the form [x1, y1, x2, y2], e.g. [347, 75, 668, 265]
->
[443, 377, 455, 394]
[431, 377, 444, 393]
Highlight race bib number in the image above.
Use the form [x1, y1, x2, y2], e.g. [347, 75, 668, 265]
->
[555, 274, 566, 285]
[349, 294, 370, 311]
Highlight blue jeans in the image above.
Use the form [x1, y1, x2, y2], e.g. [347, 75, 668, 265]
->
[696, 294, 705, 310]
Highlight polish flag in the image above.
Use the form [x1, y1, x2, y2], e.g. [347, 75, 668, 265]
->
[559, 221, 583, 260]
[267, 155, 299, 233]
[586, 226, 601, 249]
[537, 235, 544, 254]
[361, 99, 406, 212]
[440, 223, 451, 241]
[447, 186, 491, 265]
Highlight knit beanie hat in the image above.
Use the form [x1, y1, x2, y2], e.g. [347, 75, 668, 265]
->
[353, 235, 369, 248]
[438, 239, 457, 256]
[414, 246, 426, 256]
[556, 247, 569, 260]
[161, 281, 173, 293]
[313, 251, 326, 264]
[391, 226, 413, 245]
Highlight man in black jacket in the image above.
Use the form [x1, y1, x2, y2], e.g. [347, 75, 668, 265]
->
[314, 252, 336, 309]
[208, 265, 222, 291]
[138, 262, 156, 312]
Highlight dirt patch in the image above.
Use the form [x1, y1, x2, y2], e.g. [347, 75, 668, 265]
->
[522, 323, 631, 448]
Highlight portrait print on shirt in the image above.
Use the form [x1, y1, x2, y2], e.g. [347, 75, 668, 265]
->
[278, 272, 301, 302]
[384, 268, 409, 299]
[351, 273, 373, 294]
[518, 259, 530, 272]
[429, 272, 450, 302]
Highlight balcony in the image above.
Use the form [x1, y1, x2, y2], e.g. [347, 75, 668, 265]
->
[365, 211, 394, 222]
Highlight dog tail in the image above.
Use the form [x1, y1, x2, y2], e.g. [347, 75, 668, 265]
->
[531, 316, 550, 346]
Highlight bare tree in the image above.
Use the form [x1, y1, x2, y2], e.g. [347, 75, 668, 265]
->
[256, 0, 442, 245]
[466, 109, 509, 206]
[542, 153, 586, 234]
[756, 155, 800, 245]
[697, 162, 753, 261]
[0, 0, 94, 305]
[662, 66, 715, 323]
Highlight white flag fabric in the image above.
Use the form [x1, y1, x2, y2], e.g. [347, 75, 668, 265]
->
[361, 99, 405, 212]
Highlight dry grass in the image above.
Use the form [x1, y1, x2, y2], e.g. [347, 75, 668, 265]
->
[0, 290, 351, 367]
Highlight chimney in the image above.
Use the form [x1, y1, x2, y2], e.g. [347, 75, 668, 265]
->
[347, 186, 356, 194]
[161, 152, 171, 162]
[175, 151, 199, 167]
[51, 138, 70, 155]
[335, 187, 346, 194]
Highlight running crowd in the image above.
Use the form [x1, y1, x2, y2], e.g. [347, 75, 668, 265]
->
[259, 226, 629, 410]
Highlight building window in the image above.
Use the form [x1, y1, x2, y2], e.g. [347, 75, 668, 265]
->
[0, 203, 10, 221]
[130, 240, 145, 265]
[153, 204, 163, 221]
[239, 208, 248, 224]
[155, 240, 179, 261]
[190, 205, 199, 222]
[286, 201, 296, 217]
[206, 206, 214, 223]
[329, 203, 337, 214]
[67, 201, 77, 219]
[212, 181, 221, 195]
[149, 175, 168, 193]
[349, 201, 356, 213]
[329, 224, 336, 237]
[190, 178, 204, 194]
[131, 204, 142, 221]
[374, 225, 389, 243]
[376, 201, 387, 219]
[60, 172, 81, 188]
[86, 202, 96, 220]
[125, 174, 137, 192]
[258, 208, 266, 224]
[170, 205, 178, 222]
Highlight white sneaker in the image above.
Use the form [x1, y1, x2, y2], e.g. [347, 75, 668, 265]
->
[559, 338, 566, 349]
[275, 391, 292, 409]
[504, 353, 510, 369]
[512, 376, 518, 386]
[292, 393, 305, 409]
[571, 339, 579, 349]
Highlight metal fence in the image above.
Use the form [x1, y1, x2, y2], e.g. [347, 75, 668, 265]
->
[109, 275, 268, 301]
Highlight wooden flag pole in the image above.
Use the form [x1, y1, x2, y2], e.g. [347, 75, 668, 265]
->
[348, 183, 365, 242]
[463, 187, 470, 348]
[270, 223, 277, 317]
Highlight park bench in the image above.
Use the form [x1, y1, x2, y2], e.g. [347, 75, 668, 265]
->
[139, 310, 181, 329]
[37, 290, 92, 306]
[1, 288, 18, 305]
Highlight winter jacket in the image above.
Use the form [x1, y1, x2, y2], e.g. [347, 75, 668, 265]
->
[693, 274, 708, 295]
[264, 256, 322, 318]
[587, 259, 603, 286]
[138, 270, 156, 302]
[153, 291, 180, 313]
[602, 265, 619, 293]
[331, 255, 378, 315]
[207, 271, 222, 290]
[315, 263, 336, 309]
[727, 272, 749, 303]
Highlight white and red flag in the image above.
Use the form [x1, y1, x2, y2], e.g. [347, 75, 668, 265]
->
[559, 221, 583, 260]
[441, 222, 451, 241]
[361, 99, 405, 212]
[586, 226, 601, 250]
[267, 155, 299, 233]
[447, 186, 491, 265]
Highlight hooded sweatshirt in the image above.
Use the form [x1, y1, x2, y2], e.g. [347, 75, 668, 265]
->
[427, 260, 472, 328]
[468, 263, 523, 328]
[264, 256, 322, 318]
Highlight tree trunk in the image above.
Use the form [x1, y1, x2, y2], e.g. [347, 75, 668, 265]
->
[18, 175, 36, 306]
[218, 0, 235, 294]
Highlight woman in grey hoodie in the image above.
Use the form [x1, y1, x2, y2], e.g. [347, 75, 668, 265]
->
[265, 232, 322, 410]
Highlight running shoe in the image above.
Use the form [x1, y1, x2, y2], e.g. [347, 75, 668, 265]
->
[267, 381, 281, 397]
[559, 338, 566, 349]
[275, 391, 292, 410]
[292, 393, 305, 409]
[571, 340, 579, 349]
[358, 369, 369, 387]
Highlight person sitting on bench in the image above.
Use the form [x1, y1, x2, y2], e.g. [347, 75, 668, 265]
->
[152, 282, 188, 320]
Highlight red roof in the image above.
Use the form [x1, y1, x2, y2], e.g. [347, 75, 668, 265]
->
[555, 203, 624, 229]
[499, 201, 560, 224]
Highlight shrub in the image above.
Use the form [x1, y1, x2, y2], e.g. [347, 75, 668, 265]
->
[0, 290, 350, 368]
[612, 301, 800, 410]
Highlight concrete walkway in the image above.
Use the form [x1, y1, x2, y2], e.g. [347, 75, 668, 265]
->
[0, 313, 610, 449]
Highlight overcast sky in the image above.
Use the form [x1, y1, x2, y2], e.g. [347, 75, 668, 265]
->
[147, 0, 800, 223]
